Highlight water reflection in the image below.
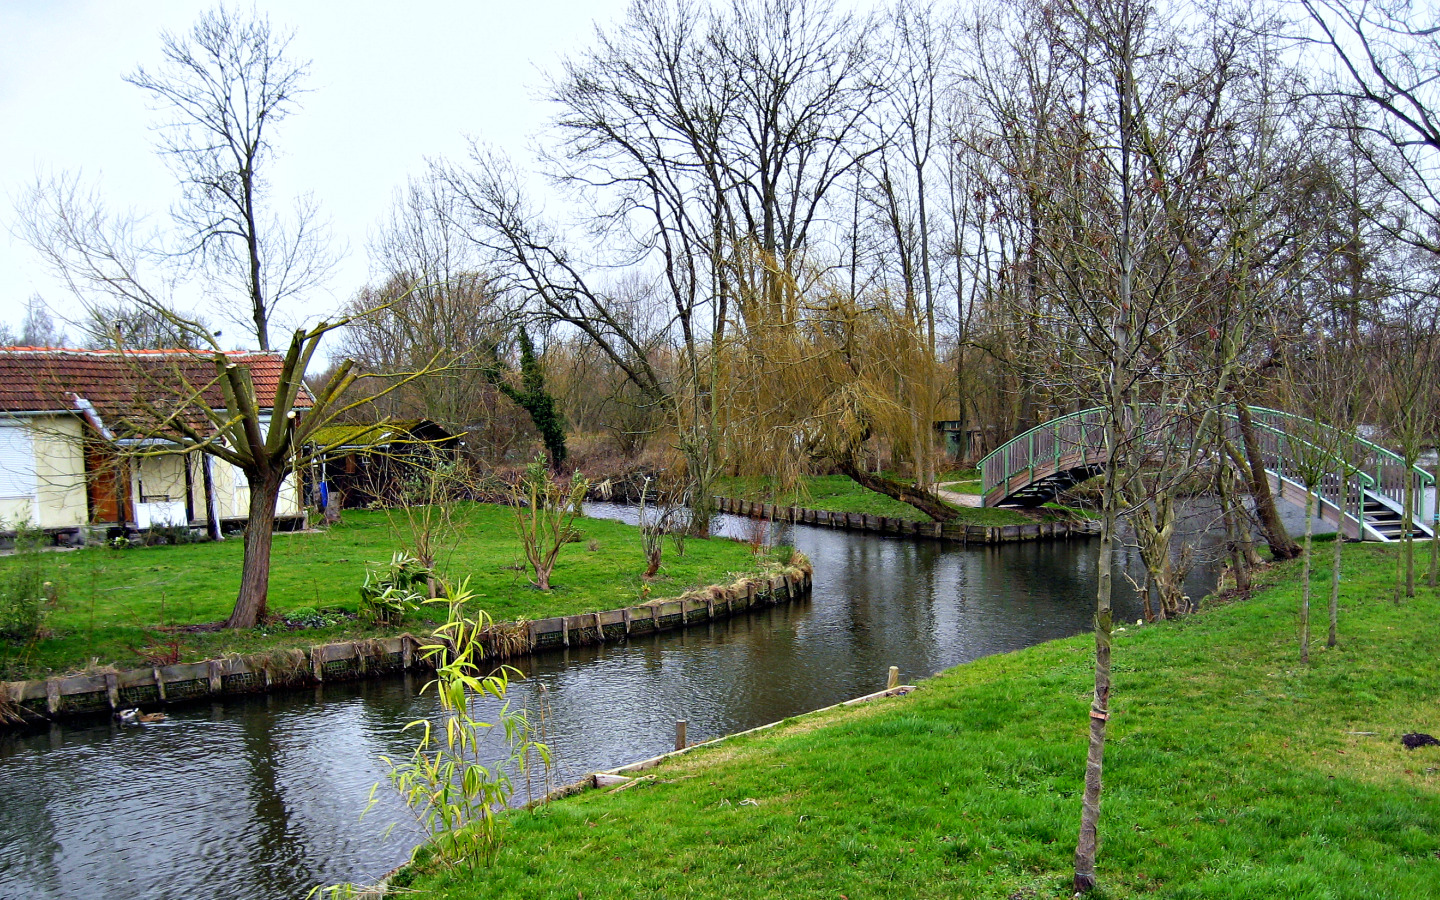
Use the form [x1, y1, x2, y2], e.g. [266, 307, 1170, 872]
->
[1, 504, 1232, 900]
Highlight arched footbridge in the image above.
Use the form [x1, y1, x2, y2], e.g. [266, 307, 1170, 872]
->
[979, 406, 1435, 542]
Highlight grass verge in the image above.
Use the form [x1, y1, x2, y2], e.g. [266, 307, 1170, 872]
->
[0, 503, 770, 679]
[396, 541, 1440, 899]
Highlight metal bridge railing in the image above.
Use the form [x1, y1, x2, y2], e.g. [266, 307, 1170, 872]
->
[979, 405, 1435, 536]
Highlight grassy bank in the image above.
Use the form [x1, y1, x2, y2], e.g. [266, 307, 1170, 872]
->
[0, 503, 771, 679]
[715, 473, 1072, 526]
[397, 542, 1440, 899]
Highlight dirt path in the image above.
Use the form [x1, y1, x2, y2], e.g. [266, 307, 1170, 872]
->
[934, 485, 983, 508]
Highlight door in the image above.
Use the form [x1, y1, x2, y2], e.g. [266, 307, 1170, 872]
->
[85, 442, 130, 524]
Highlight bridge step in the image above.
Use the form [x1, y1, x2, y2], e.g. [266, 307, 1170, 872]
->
[1360, 500, 1425, 541]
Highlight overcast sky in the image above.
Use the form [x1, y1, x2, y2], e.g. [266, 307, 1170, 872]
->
[0, 0, 632, 342]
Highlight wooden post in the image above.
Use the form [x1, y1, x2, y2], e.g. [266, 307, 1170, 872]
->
[208, 659, 223, 694]
[311, 646, 324, 683]
[152, 667, 166, 703]
[623, 607, 632, 636]
[562, 617, 570, 647]
[45, 678, 60, 715]
[595, 612, 605, 644]
[675, 719, 688, 751]
[887, 666, 900, 690]
[402, 635, 414, 670]
[105, 673, 120, 710]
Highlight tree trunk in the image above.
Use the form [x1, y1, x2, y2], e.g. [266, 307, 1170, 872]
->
[838, 460, 959, 522]
[1301, 488, 1314, 664]
[1402, 464, 1415, 599]
[224, 466, 283, 629]
[1073, 441, 1117, 893]
[202, 454, 223, 543]
[1328, 478, 1343, 648]
[1235, 403, 1301, 560]
[1217, 453, 1251, 594]
[1430, 463, 1439, 589]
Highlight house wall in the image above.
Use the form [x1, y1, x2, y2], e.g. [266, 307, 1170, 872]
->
[1, 412, 304, 532]
[201, 455, 303, 521]
[34, 416, 88, 529]
[0, 416, 87, 530]
[133, 454, 188, 505]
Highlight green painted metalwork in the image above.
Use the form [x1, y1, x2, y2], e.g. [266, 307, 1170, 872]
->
[979, 405, 1434, 542]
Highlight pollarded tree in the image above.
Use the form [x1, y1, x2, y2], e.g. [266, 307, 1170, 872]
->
[98, 312, 432, 628]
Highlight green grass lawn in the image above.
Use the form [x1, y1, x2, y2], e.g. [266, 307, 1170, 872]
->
[939, 471, 984, 495]
[0, 503, 770, 679]
[715, 473, 1051, 525]
[396, 542, 1440, 899]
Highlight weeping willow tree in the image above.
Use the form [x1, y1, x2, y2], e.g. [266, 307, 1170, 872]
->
[716, 250, 957, 519]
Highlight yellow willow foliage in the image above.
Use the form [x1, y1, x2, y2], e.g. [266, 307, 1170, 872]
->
[718, 252, 948, 486]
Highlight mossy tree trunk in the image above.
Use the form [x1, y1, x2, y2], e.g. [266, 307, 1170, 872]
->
[224, 466, 284, 629]
[1235, 403, 1301, 560]
[493, 329, 568, 471]
[838, 460, 959, 522]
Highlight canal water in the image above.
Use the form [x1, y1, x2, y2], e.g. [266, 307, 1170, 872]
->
[0, 502, 1254, 899]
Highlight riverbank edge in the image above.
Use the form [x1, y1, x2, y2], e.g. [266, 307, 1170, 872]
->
[381, 548, 1440, 898]
[714, 495, 1099, 542]
[352, 681, 922, 899]
[0, 562, 813, 729]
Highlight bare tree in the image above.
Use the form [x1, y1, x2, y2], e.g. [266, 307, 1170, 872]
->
[968, 0, 1311, 888]
[339, 174, 513, 434]
[1371, 277, 1440, 599]
[126, 4, 333, 350]
[124, 316, 428, 628]
[1303, 0, 1440, 256]
[17, 296, 68, 347]
[860, 0, 955, 489]
[12, 7, 425, 629]
[447, 0, 884, 532]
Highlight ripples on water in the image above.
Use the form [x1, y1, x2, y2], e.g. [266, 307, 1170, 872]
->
[0, 502, 1246, 899]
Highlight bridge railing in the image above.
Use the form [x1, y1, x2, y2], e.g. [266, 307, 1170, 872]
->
[981, 404, 1433, 532]
[1246, 407, 1434, 529]
[981, 405, 1201, 502]
[981, 408, 1108, 502]
[1222, 411, 1378, 533]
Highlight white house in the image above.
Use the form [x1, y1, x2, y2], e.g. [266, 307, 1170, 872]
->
[0, 348, 309, 539]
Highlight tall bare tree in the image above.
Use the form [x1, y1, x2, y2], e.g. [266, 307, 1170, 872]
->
[339, 174, 513, 435]
[126, 4, 333, 350]
[447, 0, 883, 531]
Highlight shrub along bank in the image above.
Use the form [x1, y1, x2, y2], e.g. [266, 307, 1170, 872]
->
[0, 503, 773, 680]
[395, 542, 1440, 899]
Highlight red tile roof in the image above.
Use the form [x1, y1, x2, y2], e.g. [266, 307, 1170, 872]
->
[0, 348, 314, 426]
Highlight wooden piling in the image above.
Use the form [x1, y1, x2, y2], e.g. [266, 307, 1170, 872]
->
[675, 719, 688, 751]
